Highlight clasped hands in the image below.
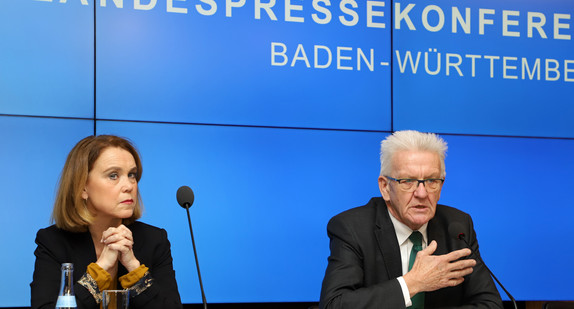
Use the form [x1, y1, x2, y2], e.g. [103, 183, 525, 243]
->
[96, 224, 141, 273]
[403, 240, 476, 297]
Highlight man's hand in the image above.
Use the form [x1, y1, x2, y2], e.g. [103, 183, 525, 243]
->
[403, 240, 476, 297]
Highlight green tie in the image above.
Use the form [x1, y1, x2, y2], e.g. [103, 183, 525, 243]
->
[408, 231, 424, 309]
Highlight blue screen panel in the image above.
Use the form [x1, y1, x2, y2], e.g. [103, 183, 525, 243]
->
[440, 134, 574, 300]
[393, 0, 574, 138]
[0, 1, 93, 118]
[0, 116, 93, 307]
[96, 120, 385, 303]
[96, 2, 391, 130]
[93, 123, 574, 302]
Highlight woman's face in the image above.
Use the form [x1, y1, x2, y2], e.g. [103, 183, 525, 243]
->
[82, 147, 138, 224]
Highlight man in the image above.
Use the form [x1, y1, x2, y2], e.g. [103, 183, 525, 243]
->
[319, 130, 503, 309]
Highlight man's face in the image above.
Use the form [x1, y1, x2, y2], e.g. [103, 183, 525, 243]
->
[378, 150, 443, 230]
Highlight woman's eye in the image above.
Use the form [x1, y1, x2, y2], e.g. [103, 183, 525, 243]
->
[128, 172, 137, 179]
[109, 173, 118, 180]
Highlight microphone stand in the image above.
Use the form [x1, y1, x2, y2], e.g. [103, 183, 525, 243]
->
[184, 204, 207, 309]
[459, 237, 517, 309]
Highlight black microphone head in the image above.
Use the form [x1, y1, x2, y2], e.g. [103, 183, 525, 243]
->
[176, 185, 195, 209]
[448, 221, 466, 241]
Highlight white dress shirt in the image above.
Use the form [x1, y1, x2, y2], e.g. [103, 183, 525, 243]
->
[388, 208, 428, 307]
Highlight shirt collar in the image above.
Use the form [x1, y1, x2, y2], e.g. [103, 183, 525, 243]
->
[387, 207, 428, 246]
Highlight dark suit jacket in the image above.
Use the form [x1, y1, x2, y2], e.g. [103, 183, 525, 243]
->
[319, 197, 503, 309]
[30, 221, 182, 309]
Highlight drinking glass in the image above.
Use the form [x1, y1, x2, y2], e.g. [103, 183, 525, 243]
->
[102, 290, 129, 309]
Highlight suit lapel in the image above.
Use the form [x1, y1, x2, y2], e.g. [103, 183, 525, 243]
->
[425, 208, 451, 306]
[373, 199, 402, 279]
[68, 231, 98, 281]
[427, 214, 449, 255]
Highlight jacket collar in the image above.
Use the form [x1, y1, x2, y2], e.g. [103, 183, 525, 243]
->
[372, 197, 403, 279]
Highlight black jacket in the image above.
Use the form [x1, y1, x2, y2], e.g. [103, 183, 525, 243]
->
[31, 221, 182, 309]
[319, 197, 503, 309]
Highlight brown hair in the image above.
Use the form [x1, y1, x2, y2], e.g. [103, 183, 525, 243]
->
[51, 135, 144, 232]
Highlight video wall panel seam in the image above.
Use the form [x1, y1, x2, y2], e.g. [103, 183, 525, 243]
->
[93, 1, 97, 136]
[390, 0, 395, 132]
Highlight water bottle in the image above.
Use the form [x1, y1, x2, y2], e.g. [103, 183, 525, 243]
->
[55, 263, 77, 309]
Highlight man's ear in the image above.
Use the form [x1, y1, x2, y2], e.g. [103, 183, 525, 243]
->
[378, 176, 391, 201]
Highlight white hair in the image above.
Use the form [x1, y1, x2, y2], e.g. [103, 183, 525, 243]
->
[379, 130, 447, 177]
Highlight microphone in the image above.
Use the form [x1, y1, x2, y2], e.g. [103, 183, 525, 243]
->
[176, 186, 207, 309]
[176, 185, 195, 209]
[448, 222, 517, 309]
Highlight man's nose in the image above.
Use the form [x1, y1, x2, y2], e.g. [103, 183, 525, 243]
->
[413, 182, 428, 197]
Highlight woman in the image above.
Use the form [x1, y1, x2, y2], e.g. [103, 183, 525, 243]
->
[31, 135, 182, 309]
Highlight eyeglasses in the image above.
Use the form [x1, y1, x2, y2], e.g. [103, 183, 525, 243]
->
[385, 176, 444, 192]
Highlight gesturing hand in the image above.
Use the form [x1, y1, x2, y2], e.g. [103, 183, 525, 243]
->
[403, 240, 476, 297]
[99, 225, 141, 272]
